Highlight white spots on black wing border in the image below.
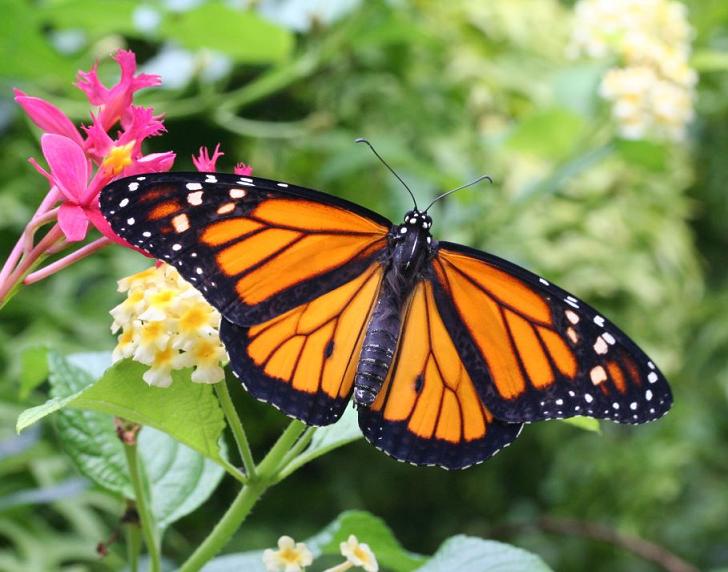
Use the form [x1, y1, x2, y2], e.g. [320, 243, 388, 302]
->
[119, 198, 129, 208]
[205, 174, 217, 183]
[186, 182, 203, 191]
[128, 182, 139, 191]
[277, 182, 288, 188]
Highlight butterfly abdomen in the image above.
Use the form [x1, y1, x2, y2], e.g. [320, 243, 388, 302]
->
[354, 289, 402, 407]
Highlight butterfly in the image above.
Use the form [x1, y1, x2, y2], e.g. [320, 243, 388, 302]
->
[100, 145, 672, 470]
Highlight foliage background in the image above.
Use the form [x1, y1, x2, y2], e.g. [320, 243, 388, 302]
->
[0, 0, 727, 570]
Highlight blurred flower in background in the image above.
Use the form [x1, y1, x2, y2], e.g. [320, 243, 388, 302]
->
[569, 0, 696, 140]
[111, 263, 227, 387]
[263, 535, 314, 572]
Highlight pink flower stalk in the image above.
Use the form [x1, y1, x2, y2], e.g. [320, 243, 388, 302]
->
[0, 50, 171, 306]
[76, 50, 161, 132]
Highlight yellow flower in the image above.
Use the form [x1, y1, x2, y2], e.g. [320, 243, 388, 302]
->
[339, 535, 379, 572]
[110, 263, 226, 387]
[263, 536, 314, 572]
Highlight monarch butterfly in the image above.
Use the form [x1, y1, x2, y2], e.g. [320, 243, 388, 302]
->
[100, 141, 672, 470]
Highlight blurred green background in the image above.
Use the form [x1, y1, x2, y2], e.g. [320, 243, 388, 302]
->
[1, 0, 727, 570]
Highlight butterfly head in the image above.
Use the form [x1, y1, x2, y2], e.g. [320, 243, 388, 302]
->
[400, 210, 432, 233]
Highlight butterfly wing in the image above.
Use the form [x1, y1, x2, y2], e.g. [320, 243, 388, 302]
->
[100, 172, 391, 325]
[358, 279, 523, 469]
[220, 262, 383, 425]
[431, 242, 672, 425]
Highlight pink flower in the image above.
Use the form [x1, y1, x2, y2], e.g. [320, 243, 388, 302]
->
[192, 145, 253, 176]
[123, 152, 177, 177]
[192, 144, 224, 172]
[40, 133, 125, 244]
[13, 89, 84, 146]
[76, 50, 160, 132]
[234, 163, 253, 176]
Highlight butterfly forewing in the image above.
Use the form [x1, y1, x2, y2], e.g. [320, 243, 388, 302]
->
[432, 242, 672, 425]
[100, 173, 391, 326]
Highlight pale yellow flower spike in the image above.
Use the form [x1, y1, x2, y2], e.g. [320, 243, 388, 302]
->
[262, 536, 314, 572]
[570, 0, 696, 141]
[110, 263, 227, 387]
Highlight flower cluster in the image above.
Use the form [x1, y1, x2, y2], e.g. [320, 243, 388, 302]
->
[569, 0, 696, 141]
[262, 534, 378, 572]
[1, 50, 174, 305]
[110, 263, 227, 388]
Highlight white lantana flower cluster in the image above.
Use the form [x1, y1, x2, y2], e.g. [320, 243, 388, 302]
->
[569, 0, 696, 141]
[110, 264, 227, 387]
[262, 534, 379, 572]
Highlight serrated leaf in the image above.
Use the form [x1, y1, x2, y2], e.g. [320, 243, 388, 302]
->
[160, 4, 293, 63]
[139, 426, 225, 529]
[50, 352, 131, 496]
[308, 510, 426, 572]
[416, 535, 553, 572]
[17, 357, 236, 478]
[560, 416, 601, 433]
[47, 352, 226, 526]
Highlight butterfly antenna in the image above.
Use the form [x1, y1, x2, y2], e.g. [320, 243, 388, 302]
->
[355, 138, 418, 210]
[423, 174, 493, 213]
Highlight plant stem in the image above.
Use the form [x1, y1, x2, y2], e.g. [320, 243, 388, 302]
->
[177, 420, 307, 572]
[124, 443, 161, 572]
[214, 380, 256, 480]
[126, 519, 141, 572]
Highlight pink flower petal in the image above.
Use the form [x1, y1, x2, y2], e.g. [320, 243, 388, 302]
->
[84, 203, 135, 248]
[41, 134, 89, 202]
[82, 112, 114, 163]
[234, 162, 253, 176]
[122, 151, 176, 177]
[14, 89, 84, 146]
[75, 61, 109, 106]
[192, 144, 224, 172]
[58, 203, 90, 242]
[117, 106, 166, 156]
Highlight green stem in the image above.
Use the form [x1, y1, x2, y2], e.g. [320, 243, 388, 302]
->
[214, 380, 256, 479]
[125, 519, 141, 572]
[124, 444, 161, 572]
[274, 426, 316, 475]
[177, 420, 307, 572]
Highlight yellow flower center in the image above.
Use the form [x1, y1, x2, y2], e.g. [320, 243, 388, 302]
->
[193, 340, 218, 361]
[179, 306, 209, 331]
[354, 546, 370, 563]
[140, 321, 164, 342]
[152, 346, 175, 367]
[149, 289, 175, 307]
[279, 547, 303, 564]
[102, 141, 135, 175]
[119, 329, 135, 345]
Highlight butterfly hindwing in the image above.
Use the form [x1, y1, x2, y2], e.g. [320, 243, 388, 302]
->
[358, 280, 523, 470]
[220, 262, 383, 425]
[100, 173, 391, 326]
[432, 242, 672, 425]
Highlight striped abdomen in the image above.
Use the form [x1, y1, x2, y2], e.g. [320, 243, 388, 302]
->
[353, 273, 410, 407]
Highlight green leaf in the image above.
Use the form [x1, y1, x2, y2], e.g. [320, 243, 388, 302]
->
[19, 346, 49, 399]
[691, 49, 728, 72]
[201, 551, 266, 572]
[50, 352, 131, 497]
[17, 357, 236, 479]
[46, 352, 226, 526]
[38, 0, 140, 38]
[0, 0, 76, 80]
[615, 139, 668, 171]
[560, 416, 601, 433]
[139, 426, 225, 529]
[160, 4, 293, 63]
[308, 510, 426, 572]
[416, 535, 553, 572]
[506, 108, 586, 160]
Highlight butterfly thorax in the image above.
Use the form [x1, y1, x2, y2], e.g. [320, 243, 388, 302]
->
[353, 210, 435, 407]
